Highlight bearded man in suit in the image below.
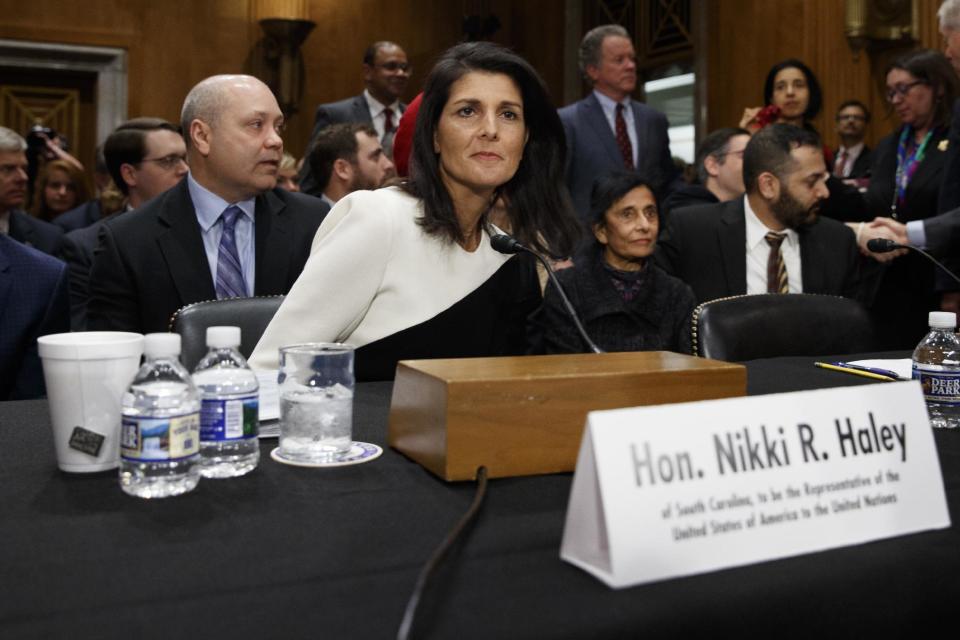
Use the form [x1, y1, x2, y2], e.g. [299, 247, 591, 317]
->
[655, 124, 861, 304]
[88, 74, 328, 334]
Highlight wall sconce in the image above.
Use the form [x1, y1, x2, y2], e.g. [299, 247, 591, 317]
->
[252, 18, 316, 116]
[845, 0, 916, 56]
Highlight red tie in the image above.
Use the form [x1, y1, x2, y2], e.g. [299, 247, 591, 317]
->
[615, 103, 634, 170]
[834, 149, 848, 177]
[383, 108, 395, 137]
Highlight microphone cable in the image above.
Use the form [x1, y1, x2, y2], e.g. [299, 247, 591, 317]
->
[397, 466, 489, 640]
[866, 238, 960, 286]
[490, 234, 604, 354]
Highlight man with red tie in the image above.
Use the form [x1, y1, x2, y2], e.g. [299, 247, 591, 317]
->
[299, 41, 410, 195]
[559, 25, 679, 225]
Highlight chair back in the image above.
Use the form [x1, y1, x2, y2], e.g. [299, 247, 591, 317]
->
[169, 296, 284, 370]
[692, 293, 877, 361]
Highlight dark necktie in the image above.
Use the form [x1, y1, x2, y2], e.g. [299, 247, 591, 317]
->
[765, 231, 788, 294]
[615, 103, 634, 170]
[382, 107, 396, 159]
[834, 149, 849, 177]
[215, 205, 247, 299]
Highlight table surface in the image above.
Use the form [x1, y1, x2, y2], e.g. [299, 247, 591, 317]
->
[2, 354, 958, 639]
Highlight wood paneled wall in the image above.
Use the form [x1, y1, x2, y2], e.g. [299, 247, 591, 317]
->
[0, 0, 566, 160]
[702, 0, 943, 151]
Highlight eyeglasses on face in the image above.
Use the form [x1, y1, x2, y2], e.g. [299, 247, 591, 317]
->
[140, 154, 188, 170]
[885, 80, 927, 102]
[375, 62, 412, 74]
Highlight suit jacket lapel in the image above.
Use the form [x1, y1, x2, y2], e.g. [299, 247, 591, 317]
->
[253, 190, 289, 295]
[718, 199, 747, 295]
[353, 94, 373, 125]
[156, 181, 216, 303]
[582, 93, 624, 166]
[907, 129, 948, 198]
[8, 211, 36, 248]
[631, 100, 648, 164]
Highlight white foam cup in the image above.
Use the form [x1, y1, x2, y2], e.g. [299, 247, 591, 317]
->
[37, 332, 145, 473]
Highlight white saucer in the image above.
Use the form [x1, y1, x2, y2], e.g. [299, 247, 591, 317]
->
[270, 442, 383, 468]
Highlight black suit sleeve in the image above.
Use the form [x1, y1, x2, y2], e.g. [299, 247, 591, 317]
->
[924, 207, 960, 256]
[938, 100, 960, 213]
[60, 232, 91, 331]
[87, 223, 141, 333]
[13, 262, 70, 400]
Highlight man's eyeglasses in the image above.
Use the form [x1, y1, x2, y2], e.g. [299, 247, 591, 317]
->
[140, 154, 188, 170]
[375, 62, 412, 74]
[885, 80, 926, 102]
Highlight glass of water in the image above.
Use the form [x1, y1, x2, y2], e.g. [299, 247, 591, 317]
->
[277, 343, 355, 463]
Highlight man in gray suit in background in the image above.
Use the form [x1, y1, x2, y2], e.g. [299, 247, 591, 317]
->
[299, 41, 410, 194]
[559, 25, 679, 224]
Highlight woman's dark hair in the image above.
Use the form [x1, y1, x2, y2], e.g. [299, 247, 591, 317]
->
[589, 171, 658, 235]
[763, 59, 823, 123]
[887, 48, 960, 130]
[404, 41, 581, 258]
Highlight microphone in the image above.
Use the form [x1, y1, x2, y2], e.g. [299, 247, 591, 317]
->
[490, 233, 604, 354]
[866, 238, 903, 253]
[865, 238, 960, 286]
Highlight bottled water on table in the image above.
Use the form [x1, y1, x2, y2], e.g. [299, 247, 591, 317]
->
[120, 333, 201, 498]
[912, 311, 960, 429]
[279, 383, 353, 462]
[192, 326, 260, 478]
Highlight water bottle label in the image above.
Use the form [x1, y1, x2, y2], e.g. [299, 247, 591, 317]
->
[200, 394, 259, 442]
[912, 365, 960, 405]
[121, 413, 200, 461]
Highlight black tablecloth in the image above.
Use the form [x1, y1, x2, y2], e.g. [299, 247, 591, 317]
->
[2, 355, 959, 639]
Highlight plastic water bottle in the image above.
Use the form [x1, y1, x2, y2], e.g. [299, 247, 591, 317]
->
[120, 333, 201, 498]
[912, 311, 960, 429]
[192, 326, 260, 478]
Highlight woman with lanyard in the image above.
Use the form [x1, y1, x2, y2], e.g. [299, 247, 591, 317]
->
[863, 49, 959, 348]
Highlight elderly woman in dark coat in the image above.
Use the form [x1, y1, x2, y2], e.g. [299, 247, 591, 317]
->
[532, 172, 695, 354]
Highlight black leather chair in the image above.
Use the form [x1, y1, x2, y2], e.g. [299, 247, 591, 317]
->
[168, 296, 284, 370]
[691, 293, 877, 362]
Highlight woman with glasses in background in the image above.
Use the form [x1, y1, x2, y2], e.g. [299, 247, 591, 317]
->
[863, 49, 959, 348]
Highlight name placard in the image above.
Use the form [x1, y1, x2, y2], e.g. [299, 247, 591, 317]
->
[560, 382, 950, 589]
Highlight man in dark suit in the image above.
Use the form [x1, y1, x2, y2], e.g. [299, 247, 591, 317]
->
[88, 75, 329, 335]
[831, 100, 872, 180]
[0, 126, 63, 257]
[299, 41, 410, 195]
[62, 117, 189, 330]
[0, 234, 69, 400]
[559, 24, 679, 223]
[655, 124, 861, 304]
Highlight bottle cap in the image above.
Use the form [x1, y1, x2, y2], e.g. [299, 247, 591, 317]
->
[929, 311, 957, 329]
[144, 333, 181, 358]
[206, 326, 241, 349]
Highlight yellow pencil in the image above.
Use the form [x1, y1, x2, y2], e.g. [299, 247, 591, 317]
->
[814, 362, 897, 381]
